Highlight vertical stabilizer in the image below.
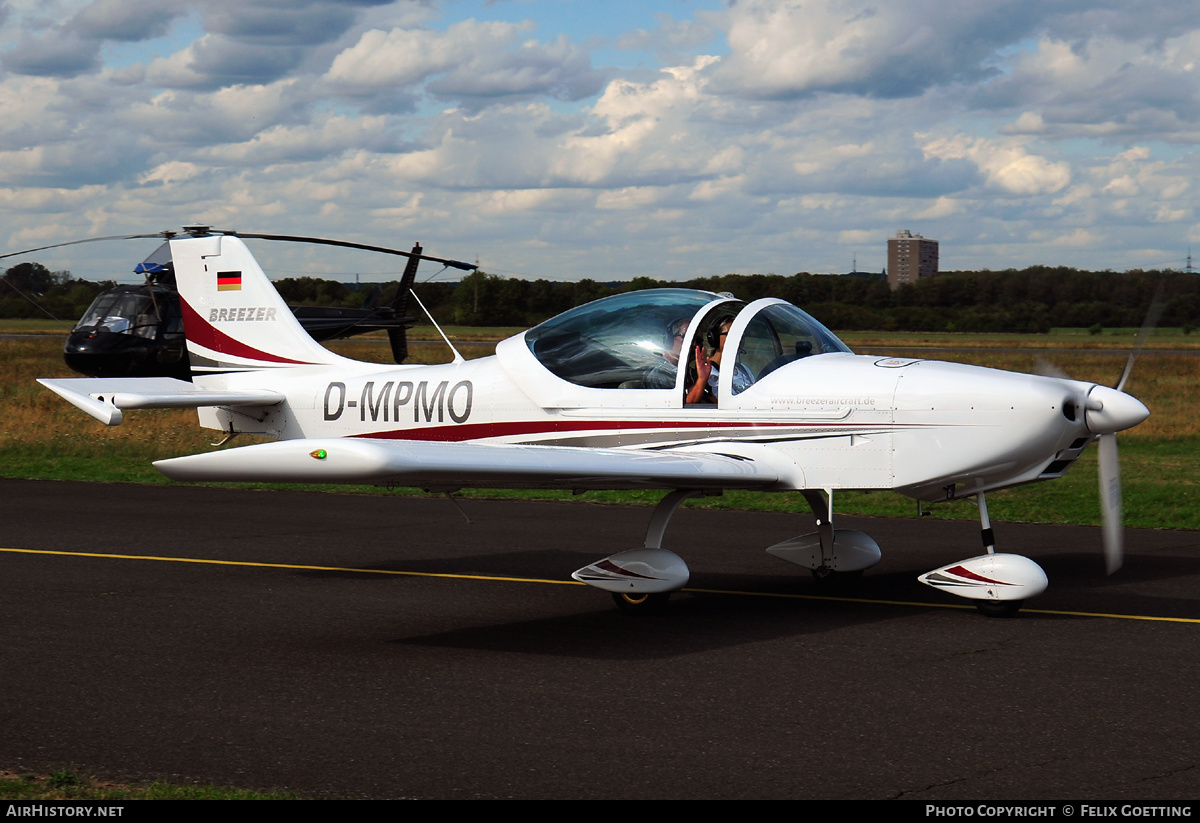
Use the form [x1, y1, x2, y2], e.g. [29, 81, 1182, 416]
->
[170, 234, 348, 374]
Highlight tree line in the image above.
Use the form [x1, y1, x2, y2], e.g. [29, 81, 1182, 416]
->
[4, 259, 1198, 333]
[410, 267, 1200, 333]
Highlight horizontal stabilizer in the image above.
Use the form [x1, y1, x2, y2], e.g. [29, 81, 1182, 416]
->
[154, 437, 782, 491]
[38, 378, 284, 426]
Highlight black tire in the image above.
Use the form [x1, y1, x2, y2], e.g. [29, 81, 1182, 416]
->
[612, 591, 670, 614]
[975, 599, 1023, 618]
[810, 568, 864, 592]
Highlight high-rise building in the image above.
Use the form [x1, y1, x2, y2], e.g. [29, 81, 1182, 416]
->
[887, 229, 938, 290]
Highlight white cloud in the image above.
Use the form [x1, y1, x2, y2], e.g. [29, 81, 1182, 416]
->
[981, 33, 1200, 143]
[196, 114, 390, 165]
[1103, 175, 1139, 196]
[595, 186, 668, 211]
[4, 1, 1200, 282]
[138, 160, 200, 185]
[923, 135, 1070, 195]
[710, 0, 1024, 99]
[1052, 228, 1101, 247]
[323, 19, 603, 107]
[549, 57, 720, 186]
[326, 22, 511, 92]
[915, 197, 961, 219]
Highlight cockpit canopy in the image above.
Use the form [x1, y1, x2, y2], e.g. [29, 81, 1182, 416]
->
[525, 289, 720, 389]
[523, 288, 851, 396]
[730, 301, 851, 394]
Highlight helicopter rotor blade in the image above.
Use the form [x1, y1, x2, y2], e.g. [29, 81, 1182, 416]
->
[225, 231, 477, 272]
[0, 232, 171, 262]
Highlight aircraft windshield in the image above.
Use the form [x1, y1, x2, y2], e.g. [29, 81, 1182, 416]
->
[732, 302, 852, 394]
[525, 289, 727, 389]
[75, 291, 161, 338]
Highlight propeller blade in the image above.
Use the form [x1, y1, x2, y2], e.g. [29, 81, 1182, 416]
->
[0, 232, 169, 262]
[1116, 280, 1167, 392]
[1034, 357, 1071, 380]
[1097, 433, 1123, 574]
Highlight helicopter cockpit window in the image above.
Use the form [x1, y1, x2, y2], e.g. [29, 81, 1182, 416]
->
[732, 303, 852, 395]
[74, 292, 160, 339]
[524, 289, 723, 389]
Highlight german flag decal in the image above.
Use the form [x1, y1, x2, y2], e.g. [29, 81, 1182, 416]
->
[217, 270, 242, 291]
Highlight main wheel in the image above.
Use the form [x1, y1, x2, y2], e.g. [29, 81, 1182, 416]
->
[612, 591, 670, 614]
[975, 599, 1023, 618]
[810, 568, 863, 593]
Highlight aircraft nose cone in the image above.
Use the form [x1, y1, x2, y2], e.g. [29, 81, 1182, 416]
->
[1085, 385, 1149, 434]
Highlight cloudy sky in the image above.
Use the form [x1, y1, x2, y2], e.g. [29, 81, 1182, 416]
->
[2, 0, 1199, 284]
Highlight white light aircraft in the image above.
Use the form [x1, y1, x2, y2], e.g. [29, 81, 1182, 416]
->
[37, 228, 1150, 616]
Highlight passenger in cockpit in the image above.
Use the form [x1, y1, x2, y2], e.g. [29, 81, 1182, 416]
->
[644, 318, 688, 389]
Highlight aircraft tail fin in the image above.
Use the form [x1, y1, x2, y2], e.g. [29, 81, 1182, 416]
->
[169, 234, 346, 374]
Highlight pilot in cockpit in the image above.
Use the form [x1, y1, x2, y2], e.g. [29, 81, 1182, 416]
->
[686, 315, 752, 403]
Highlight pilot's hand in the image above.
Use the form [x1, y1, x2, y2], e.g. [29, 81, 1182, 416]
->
[694, 344, 711, 383]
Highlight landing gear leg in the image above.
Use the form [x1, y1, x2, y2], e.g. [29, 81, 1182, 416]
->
[572, 489, 704, 614]
[918, 492, 1047, 613]
[972, 492, 1022, 618]
[608, 489, 704, 613]
[766, 489, 881, 583]
[644, 489, 704, 550]
[803, 489, 862, 591]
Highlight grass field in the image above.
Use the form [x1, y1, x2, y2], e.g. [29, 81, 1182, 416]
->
[4, 328, 1197, 530]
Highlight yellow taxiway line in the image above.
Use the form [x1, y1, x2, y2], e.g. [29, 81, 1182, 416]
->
[5, 546, 1200, 625]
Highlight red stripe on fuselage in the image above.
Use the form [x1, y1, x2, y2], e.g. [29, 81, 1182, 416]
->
[350, 419, 854, 443]
[180, 296, 314, 365]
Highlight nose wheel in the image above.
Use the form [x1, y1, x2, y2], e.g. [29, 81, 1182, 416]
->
[612, 592, 671, 614]
[974, 599, 1023, 618]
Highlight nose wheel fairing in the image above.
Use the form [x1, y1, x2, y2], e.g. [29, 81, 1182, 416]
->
[917, 554, 1048, 603]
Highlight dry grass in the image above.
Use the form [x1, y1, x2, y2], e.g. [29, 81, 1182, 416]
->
[1, 338, 211, 460]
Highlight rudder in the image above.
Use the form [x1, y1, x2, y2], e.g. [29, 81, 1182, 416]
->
[169, 234, 346, 374]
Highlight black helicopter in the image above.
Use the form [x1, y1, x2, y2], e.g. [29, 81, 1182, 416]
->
[4, 228, 475, 381]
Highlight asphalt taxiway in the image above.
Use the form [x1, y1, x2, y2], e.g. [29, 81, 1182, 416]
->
[2, 478, 1198, 799]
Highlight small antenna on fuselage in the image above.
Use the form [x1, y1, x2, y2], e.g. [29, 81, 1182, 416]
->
[409, 288, 464, 364]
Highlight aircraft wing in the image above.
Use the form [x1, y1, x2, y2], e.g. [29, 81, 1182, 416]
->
[153, 437, 787, 492]
[38, 378, 285, 426]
